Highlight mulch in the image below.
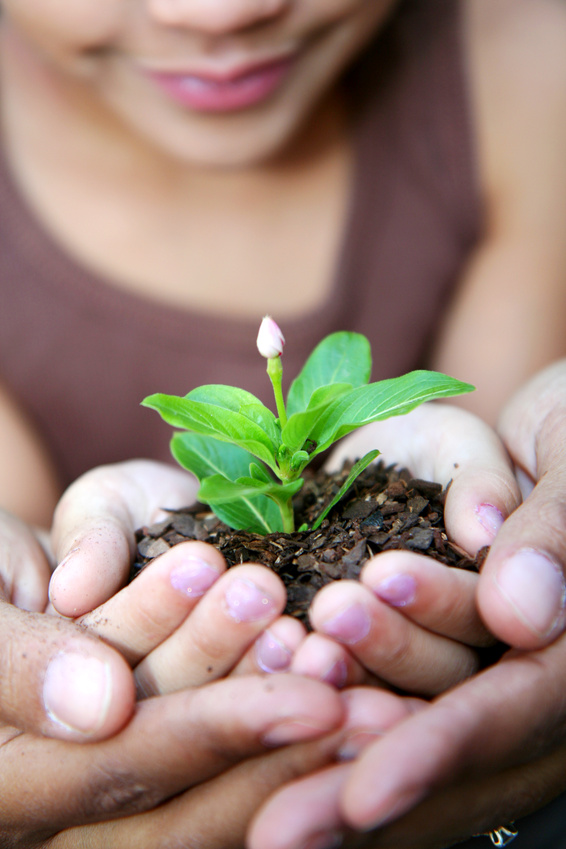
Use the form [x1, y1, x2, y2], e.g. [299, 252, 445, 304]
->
[131, 461, 488, 626]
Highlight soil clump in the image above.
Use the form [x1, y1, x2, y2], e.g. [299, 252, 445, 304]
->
[131, 461, 487, 626]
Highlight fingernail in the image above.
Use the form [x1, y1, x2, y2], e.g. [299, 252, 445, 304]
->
[225, 578, 277, 622]
[43, 652, 112, 735]
[299, 831, 343, 849]
[53, 547, 80, 576]
[322, 658, 348, 688]
[170, 556, 220, 597]
[337, 729, 382, 761]
[374, 573, 417, 607]
[321, 603, 370, 645]
[262, 719, 330, 747]
[255, 630, 292, 673]
[475, 503, 505, 540]
[496, 549, 566, 637]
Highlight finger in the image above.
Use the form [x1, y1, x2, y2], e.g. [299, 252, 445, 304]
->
[2, 675, 344, 838]
[250, 763, 351, 849]
[48, 689, 418, 849]
[289, 633, 375, 689]
[309, 579, 479, 695]
[339, 634, 566, 832]
[363, 744, 566, 849]
[251, 741, 566, 849]
[0, 510, 52, 612]
[0, 599, 135, 741]
[48, 742, 344, 849]
[79, 541, 226, 665]
[134, 565, 288, 696]
[326, 404, 521, 554]
[49, 460, 198, 617]
[478, 363, 566, 648]
[232, 616, 307, 676]
[248, 689, 425, 849]
[360, 551, 492, 647]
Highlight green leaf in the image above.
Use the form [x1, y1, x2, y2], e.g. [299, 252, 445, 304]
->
[171, 434, 283, 533]
[197, 474, 304, 535]
[239, 403, 281, 447]
[290, 450, 309, 473]
[309, 371, 475, 456]
[199, 474, 303, 506]
[171, 432, 259, 482]
[142, 386, 279, 474]
[208, 498, 283, 535]
[286, 332, 371, 416]
[281, 383, 353, 454]
[249, 462, 272, 483]
[188, 385, 264, 412]
[310, 450, 380, 531]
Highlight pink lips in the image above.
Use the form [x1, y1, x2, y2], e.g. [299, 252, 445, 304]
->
[146, 56, 294, 113]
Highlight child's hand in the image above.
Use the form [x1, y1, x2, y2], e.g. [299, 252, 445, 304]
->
[78, 541, 307, 697]
[289, 402, 522, 695]
[295, 554, 490, 696]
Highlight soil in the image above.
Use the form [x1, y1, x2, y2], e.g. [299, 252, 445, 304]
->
[131, 461, 488, 627]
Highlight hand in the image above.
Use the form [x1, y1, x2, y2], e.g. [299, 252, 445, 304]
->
[0, 508, 135, 742]
[1, 673, 348, 849]
[1, 461, 358, 848]
[477, 359, 566, 649]
[248, 367, 566, 848]
[48, 424, 512, 701]
[289, 403, 521, 696]
[249, 640, 566, 849]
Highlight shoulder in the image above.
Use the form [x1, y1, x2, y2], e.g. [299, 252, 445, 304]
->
[465, 0, 566, 94]
[464, 0, 566, 224]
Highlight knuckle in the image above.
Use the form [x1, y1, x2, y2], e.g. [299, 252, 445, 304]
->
[186, 620, 236, 665]
[84, 763, 160, 818]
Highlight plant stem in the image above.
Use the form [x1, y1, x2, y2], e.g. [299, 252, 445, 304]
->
[279, 497, 295, 534]
[267, 356, 287, 428]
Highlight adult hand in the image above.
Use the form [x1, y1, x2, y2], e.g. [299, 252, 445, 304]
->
[249, 639, 566, 849]
[1, 673, 348, 849]
[0, 509, 135, 742]
[248, 367, 566, 848]
[0, 460, 210, 742]
[477, 359, 566, 649]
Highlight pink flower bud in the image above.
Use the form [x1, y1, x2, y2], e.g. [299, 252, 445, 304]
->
[257, 316, 285, 359]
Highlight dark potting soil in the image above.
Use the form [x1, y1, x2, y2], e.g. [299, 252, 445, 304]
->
[131, 461, 488, 627]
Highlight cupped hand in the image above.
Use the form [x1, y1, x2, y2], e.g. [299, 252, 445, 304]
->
[48, 459, 317, 696]
[478, 359, 566, 649]
[249, 634, 566, 849]
[248, 371, 566, 849]
[290, 403, 521, 695]
[0, 509, 135, 742]
[0, 673, 348, 849]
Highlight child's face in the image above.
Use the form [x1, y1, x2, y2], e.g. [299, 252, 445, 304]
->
[2, 0, 397, 166]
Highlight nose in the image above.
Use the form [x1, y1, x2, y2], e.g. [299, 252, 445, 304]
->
[148, 0, 291, 34]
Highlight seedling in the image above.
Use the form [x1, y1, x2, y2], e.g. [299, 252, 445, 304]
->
[142, 318, 473, 534]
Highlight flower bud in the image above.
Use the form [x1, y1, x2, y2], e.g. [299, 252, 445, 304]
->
[257, 316, 285, 359]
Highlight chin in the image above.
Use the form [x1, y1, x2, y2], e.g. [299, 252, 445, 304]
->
[128, 108, 312, 170]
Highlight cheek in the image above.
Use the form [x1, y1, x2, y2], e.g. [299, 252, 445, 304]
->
[2, 0, 124, 53]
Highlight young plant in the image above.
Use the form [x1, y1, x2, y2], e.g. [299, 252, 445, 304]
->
[142, 318, 474, 535]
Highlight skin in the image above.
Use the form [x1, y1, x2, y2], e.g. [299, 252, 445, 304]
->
[1, 380, 566, 845]
[0, 0, 566, 844]
[0, 404, 511, 847]
[249, 362, 566, 849]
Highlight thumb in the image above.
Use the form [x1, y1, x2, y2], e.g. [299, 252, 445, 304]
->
[477, 361, 566, 649]
[0, 596, 135, 741]
[0, 509, 136, 742]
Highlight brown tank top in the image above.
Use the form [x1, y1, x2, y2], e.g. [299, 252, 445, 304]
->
[0, 0, 480, 487]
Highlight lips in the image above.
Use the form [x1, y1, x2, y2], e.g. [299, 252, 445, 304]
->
[145, 55, 295, 113]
